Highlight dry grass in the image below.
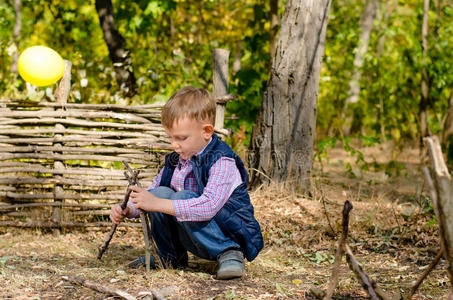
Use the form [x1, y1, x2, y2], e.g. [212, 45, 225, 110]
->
[0, 142, 450, 299]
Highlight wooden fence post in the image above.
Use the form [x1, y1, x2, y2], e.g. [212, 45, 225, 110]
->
[424, 136, 453, 296]
[212, 49, 229, 131]
[52, 60, 71, 232]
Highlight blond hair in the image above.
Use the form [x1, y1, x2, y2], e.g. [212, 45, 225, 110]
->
[162, 86, 216, 129]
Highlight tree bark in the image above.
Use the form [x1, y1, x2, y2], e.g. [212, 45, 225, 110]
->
[269, 0, 279, 67]
[10, 0, 21, 73]
[249, 0, 332, 191]
[420, 0, 430, 141]
[95, 0, 137, 97]
[341, 0, 378, 136]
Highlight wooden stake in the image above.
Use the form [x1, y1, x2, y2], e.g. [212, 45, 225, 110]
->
[424, 136, 453, 285]
[52, 59, 72, 234]
[123, 161, 164, 271]
[212, 49, 229, 131]
[323, 200, 353, 300]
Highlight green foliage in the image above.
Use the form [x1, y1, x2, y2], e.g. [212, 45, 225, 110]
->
[315, 134, 380, 173]
[318, 0, 453, 144]
[0, 0, 453, 154]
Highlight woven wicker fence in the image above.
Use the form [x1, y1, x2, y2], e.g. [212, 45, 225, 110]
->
[0, 49, 233, 228]
[0, 99, 173, 227]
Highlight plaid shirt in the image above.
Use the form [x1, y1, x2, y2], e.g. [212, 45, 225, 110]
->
[129, 141, 242, 221]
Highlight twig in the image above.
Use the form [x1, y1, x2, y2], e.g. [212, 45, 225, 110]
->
[390, 202, 401, 233]
[97, 171, 139, 260]
[320, 187, 336, 236]
[345, 244, 389, 300]
[323, 200, 353, 300]
[123, 161, 164, 271]
[62, 275, 136, 300]
[407, 248, 443, 299]
[0, 221, 140, 228]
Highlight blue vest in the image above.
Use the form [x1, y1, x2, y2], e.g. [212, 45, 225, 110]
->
[159, 133, 264, 261]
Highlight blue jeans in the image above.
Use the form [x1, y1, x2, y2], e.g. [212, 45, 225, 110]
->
[147, 186, 240, 267]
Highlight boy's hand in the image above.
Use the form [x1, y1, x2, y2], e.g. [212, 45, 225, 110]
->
[129, 185, 156, 211]
[110, 204, 131, 224]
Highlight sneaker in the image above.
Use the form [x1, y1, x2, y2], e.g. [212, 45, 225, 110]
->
[216, 249, 245, 280]
[127, 255, 156, 269]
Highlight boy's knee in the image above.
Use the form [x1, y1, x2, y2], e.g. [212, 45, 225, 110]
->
[148, 186, 174, 199]
[170, 190, 199, 200]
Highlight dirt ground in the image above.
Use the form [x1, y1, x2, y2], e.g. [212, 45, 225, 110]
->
[0, 142, 450, 299]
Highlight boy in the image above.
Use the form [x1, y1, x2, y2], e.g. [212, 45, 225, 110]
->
[110, 86, 263, 279]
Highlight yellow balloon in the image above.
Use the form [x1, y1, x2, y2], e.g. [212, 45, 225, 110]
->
[18, 46, 65, 87]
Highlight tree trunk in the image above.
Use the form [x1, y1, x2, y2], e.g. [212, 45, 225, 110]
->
[95, 0, 137, 97]
[269, 0, 279, 67]
[420, 0, 430, 141]
[435, 0, 442, 41]
[233, 41, 242, 73]
[376, 0, 394, 142]
[442, 84, 453, 143]
[341, 0, 378, 136]
[249, 0, 332, 191]
[10, 0, 21, 73]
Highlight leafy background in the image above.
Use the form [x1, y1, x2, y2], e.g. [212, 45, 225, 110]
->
[0, 0, 452, 151]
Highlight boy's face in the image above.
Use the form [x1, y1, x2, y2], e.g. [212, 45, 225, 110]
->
[164, 116, 214, 160]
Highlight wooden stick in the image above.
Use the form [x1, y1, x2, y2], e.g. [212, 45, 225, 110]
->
[0, 97, 232, 108]
[0, 110, 153, 124]
[98, 171, 139, 260]
[0, 221, 141, 228]
[0, 202, 112, 210]
[0, 162, 157, 177]
[70, 210, 111, 216]
[3, 210, 111, 217]
[0, 191, 123, 200]
[320, 188, 336, 236]
[212, 48, 229, 130]
[0, 100, 164, 110]
[0, 137, 171, 149]
[0, 117, 163, 130]
[323, 200, 353, 300]
[215, 93, 238, 104]
[0, 152, 158, 165]
[0, 176, 133, 186]
[407, 248, 443, 299]
[124, 161, 164, 271]
[0, 127, 165, 138]
[61, 275, 136, 300]
[0, 145, 160, 154]
[345, 244, 388, 300]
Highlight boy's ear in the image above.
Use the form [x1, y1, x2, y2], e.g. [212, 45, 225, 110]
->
[202, 123, 214, 139]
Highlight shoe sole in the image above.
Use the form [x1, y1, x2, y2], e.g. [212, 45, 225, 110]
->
[216, 268, 244, 280]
